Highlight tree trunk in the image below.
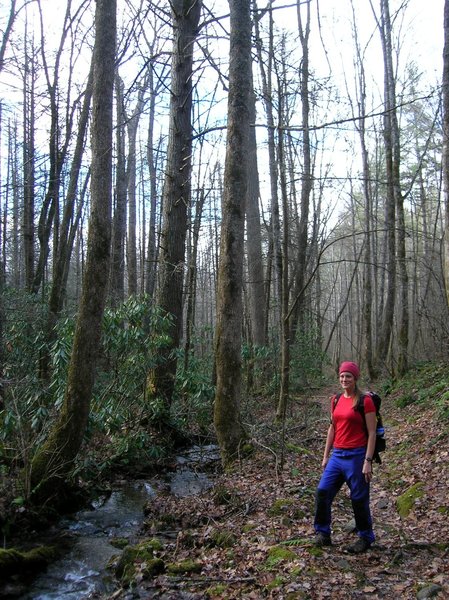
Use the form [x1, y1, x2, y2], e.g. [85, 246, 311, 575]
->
[48, 68, 93, 318]
[110, 76, 127, 306]
[126, 82, 148, 296]
[214, 0, 251, 465]
[246, 76, 266, 347]
[288, 0, 312, 346]
[0, 0, 17, 73]
[350, 0, 375, 377]
[144, 120, 159, 303]
[149, 0, 201, 416]
[23, 37, 35, 291]
[443, 0, 449, 309]
[30, 0, 116, 500]
[39, 68, 93, 382]
[383, 0, 408, 375]
[184, 187, 207, 373]
[276, 97, 290, 422]
[375, 0, 397, 370]
[253, 1, 282, 329]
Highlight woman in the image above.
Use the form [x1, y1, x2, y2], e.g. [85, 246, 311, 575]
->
[313, 361, 376, 553]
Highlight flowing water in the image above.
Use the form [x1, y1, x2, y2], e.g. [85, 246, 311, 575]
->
[19, 445, 219, 600]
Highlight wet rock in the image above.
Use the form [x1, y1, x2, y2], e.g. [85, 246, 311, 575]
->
[0, 545, 59, 577]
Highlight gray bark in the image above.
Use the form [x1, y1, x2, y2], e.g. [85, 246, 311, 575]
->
[214, 0, 252, 465]
[30, 0, 116, 499]
[150, 0, 202, 413]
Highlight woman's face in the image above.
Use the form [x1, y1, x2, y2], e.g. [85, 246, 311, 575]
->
[339, 371, 356, 394]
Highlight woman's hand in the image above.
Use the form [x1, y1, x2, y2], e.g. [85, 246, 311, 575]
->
[362, 459, 373, 482]
[321, 456, 329, 469]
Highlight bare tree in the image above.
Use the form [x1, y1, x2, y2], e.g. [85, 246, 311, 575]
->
[149, 0, 202, 418]
[110, 75, 127, 306]
[246, 74, 266, 347]
[23, 31, 36, 291]
[443, 0, 449, 308]
[348, 0, 375, 378]
[30, 0, 116, 500]
[373, 0, 397, 370]
[0, 0, 18, 73]
[253, 0, 282, 332]
[214, 0, 252, 465]
[126, 77, 149, 296]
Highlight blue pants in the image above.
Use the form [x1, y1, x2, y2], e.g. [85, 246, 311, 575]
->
[314, 448, 375, 543]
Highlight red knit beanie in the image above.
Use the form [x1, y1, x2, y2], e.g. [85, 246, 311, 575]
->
[339, 361, 360, 380]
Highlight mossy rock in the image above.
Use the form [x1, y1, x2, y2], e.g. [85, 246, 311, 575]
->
[166, 559, 202, 574]
[23, 546, 59, 567]
[307, 545, 325, 557]
[0, 548, 24, 575]
[268, 498, 294, 517]
[396, 482, 424, 518]
[110, 537, 129, 549]
[206, 528, 237, 549]
[115, 538, 163, 582]
[265, 545, 297, 568]
[141, 558, 165, 579]
[0, 545, 59, 577]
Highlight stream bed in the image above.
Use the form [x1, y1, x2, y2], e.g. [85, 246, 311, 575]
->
[17, 445, 219, 600]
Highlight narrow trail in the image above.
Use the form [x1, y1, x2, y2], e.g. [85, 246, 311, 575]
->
[105, 385, 449, 599]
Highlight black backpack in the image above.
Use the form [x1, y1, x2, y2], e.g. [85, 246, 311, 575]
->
[333, 391, 386, 464]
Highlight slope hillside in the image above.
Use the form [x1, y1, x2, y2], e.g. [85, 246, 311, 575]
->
[105, 364, 449, 599]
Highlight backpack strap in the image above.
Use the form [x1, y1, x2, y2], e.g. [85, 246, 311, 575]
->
[332, 393, 341, 410]
[356, 393, 366, 415]
[331, 393, 341, 424]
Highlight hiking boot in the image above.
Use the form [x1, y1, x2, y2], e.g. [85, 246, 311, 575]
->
[314, 532, 332, 547]
[346, 537, 371, 554]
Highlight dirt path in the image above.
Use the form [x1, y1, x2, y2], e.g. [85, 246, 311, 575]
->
[109, 387, 449, 599]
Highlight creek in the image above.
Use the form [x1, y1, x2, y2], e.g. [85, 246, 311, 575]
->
[18, 444, 220, 600]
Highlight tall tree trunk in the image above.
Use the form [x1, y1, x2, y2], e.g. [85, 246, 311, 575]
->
[443, 0, 449, 309]
[289, 0, 312, 346]
[214, 0, 251, 465]
[246, 76, 266, 347]
[0, 0, 17, 73]
[375, 0, 397, 370]
[126, 82, 148, 296]
[184, 187, 207, 373]
[149, 0, 201, 416]
[380, 1, 409, 375]
[276, 90, 290, 422]
[32, 0, 76, 295]
[110, 76, 127, 306]
[144, 52, 164, 303]
[144, 115, 159, 303]
[30, 0, 116, 500]
[10, 121, 20, 287]
[253, 1, 282, 328]
[39, 68, 93, 382]
[23, 35, 35, 291]
[350, 0, 374, 378]
[48, 67, 93, 318]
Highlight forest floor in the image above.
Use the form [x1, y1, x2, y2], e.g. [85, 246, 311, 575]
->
[107, 379, 449, 600]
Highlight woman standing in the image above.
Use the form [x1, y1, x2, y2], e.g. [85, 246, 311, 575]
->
[313, 361, 376, 553]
